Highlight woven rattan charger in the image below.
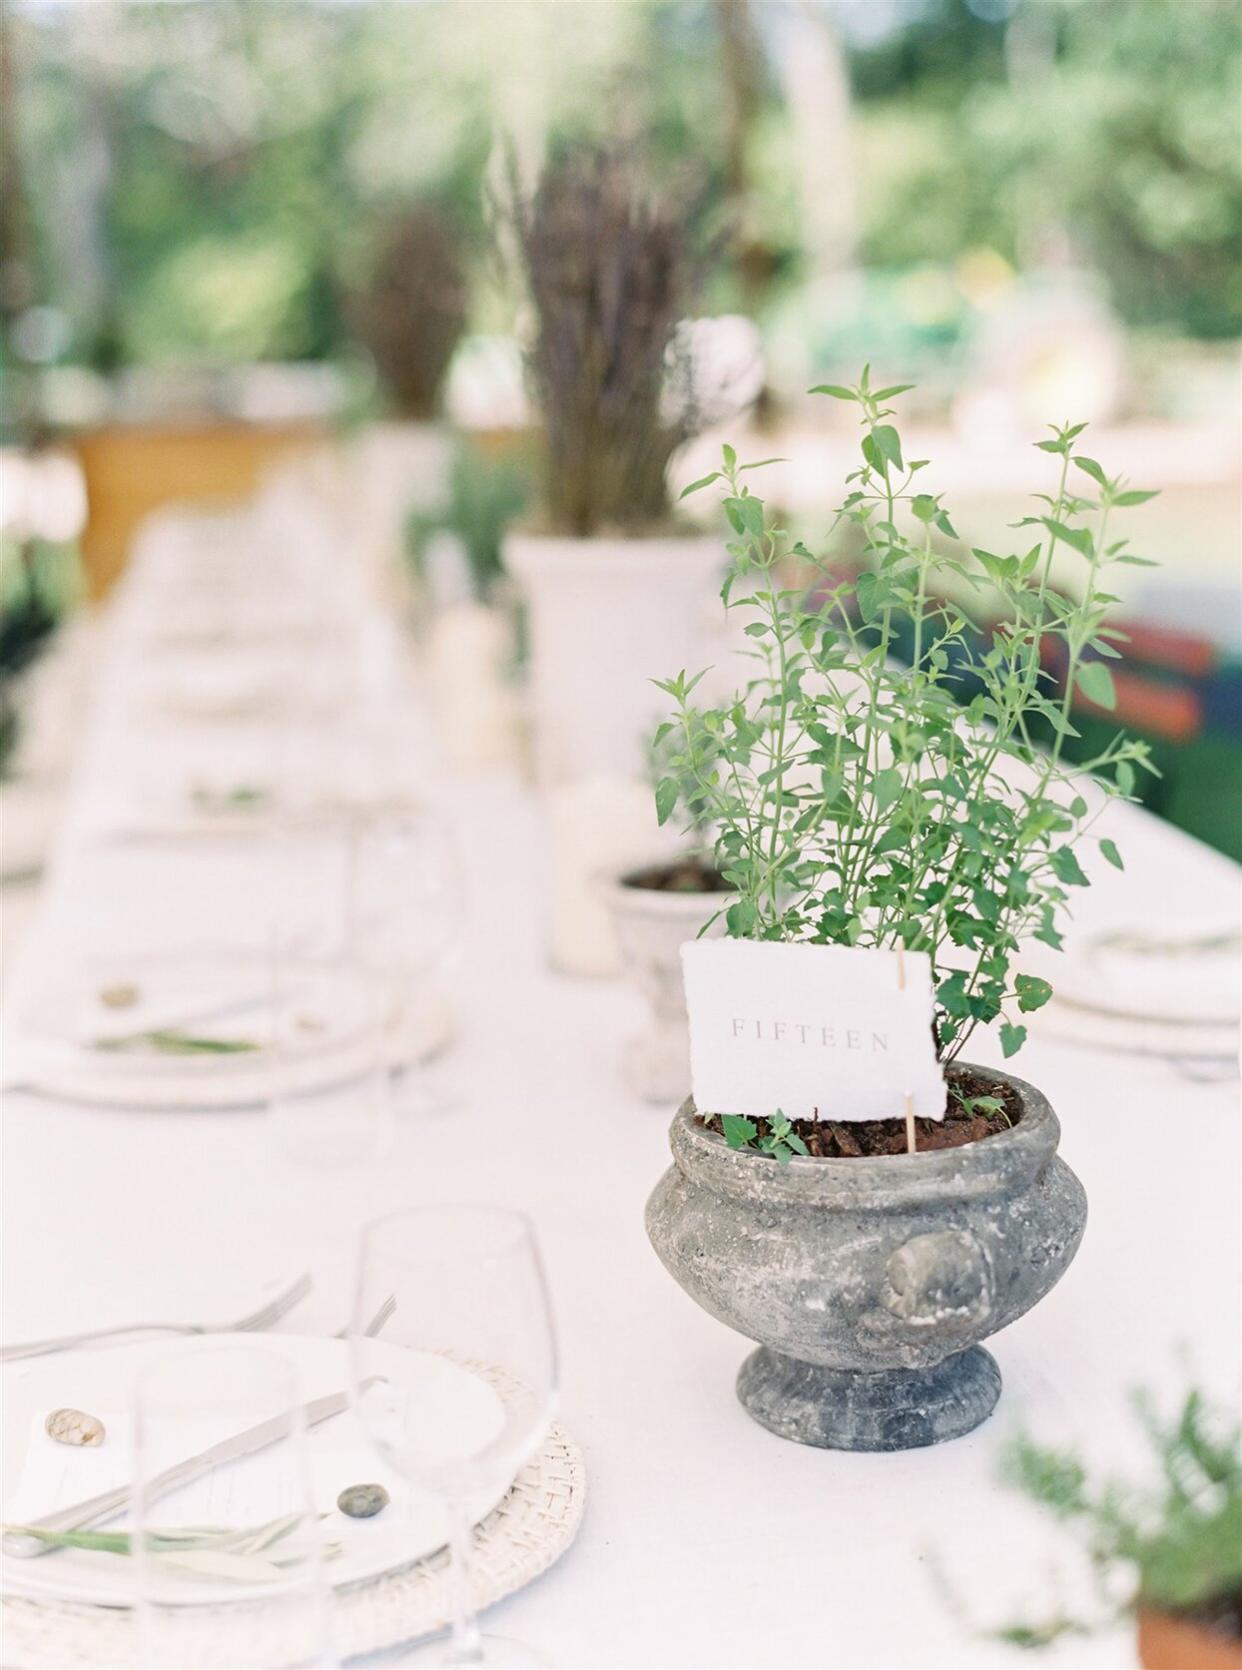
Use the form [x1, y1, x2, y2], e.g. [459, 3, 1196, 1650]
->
[2, 1416, 585, 1669]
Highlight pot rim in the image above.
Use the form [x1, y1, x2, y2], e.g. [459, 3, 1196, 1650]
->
[598, 858, 733, 919]
[670, 1064, 1060, 1208]
[1136, 1603, 1242, 1669]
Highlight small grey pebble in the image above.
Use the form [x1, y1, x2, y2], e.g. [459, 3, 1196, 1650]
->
[337, 1483, 389, 1519]
[45, 1408, 106, 1447]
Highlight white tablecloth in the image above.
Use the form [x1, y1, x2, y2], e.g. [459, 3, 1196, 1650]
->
[3, 510, 1240, 1670]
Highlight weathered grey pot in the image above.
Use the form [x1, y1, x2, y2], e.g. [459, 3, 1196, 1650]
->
[645, 1066, 1086, 1452]
[601, 867, 726, 1104]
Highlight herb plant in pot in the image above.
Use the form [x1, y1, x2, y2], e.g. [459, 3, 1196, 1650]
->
[645, 373, 1156, 1451]
[406, 439, 529, 770]
[503, 146, 724, 787]
[995, 1388, 1242, 1668]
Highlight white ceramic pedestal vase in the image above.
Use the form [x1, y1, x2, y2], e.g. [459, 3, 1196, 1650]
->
[503, 533, 723, 786]
[349, 422, 453, 601]
[544, 777, 665, 977]
[602, 868, 727, 1102]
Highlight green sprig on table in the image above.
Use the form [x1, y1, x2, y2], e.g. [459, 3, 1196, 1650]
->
[93, 1030, 260, 1056]
[4, 1514, 337, 1583]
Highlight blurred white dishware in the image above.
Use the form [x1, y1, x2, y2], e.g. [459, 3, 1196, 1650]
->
[9, 949, 379, 1111]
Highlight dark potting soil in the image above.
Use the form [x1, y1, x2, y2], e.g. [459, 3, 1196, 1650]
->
[623, 857, 732, 894]
[698, 1065, 1022, 1158]
[1182, 1586, 1242, 1644]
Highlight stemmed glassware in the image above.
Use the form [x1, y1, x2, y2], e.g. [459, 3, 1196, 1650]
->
[350, 805, 463, 1118]
[349, 1206, 559, 1668]
[131, 1343, 326, 1669]
[267, 819, 392, 1167]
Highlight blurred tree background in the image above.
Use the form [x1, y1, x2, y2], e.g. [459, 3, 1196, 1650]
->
[5, 0, 1239, 374]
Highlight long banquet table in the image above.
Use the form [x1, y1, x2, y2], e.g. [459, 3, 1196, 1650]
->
[2, 501, 1240, 1670]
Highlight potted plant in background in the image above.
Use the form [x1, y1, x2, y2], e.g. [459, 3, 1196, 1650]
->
[602, 723, 732, 1102]
[347, 200, 471, 591]
[503, 145, 726, 788]
[1, 515, 83, 888]
[646, 372, 1157, 1449]
[993, 1387, 1241, 1669]
[405, 438, 530, 769]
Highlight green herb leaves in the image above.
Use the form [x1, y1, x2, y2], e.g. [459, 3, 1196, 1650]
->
[652, 378, 1155, 1063]
[1075, 661, 1117, 709]
[719, 1110, 808, 1164]
[721, 1114, 757, 1149]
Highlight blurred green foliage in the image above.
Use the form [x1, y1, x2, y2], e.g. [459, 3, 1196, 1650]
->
[406, 438, 531, 602]
[0, 534, 80, 779]
[7, 0, 1240, 368]
[852, 0, 1242, 339]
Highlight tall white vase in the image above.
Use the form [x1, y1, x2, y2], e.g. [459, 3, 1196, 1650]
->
[349, 422, 454, 600]
[503, 533, 723, 786]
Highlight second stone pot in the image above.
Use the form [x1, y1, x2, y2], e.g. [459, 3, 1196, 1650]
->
[602, 866, 726, 1103]
[645, 1066, 1086, 1451]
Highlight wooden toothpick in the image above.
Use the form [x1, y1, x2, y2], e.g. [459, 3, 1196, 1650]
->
[894, 949, 916, 1152]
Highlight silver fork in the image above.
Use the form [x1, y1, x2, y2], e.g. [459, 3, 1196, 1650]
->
[0, 1272, 314, 1363]
[337, 1294, 396, 1340]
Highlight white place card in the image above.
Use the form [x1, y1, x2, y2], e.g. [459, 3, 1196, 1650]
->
[682, 939, 945, 1122]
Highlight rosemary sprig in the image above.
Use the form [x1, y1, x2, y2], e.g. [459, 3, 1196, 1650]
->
[4, 1515, 339, 1583]
[93, 1030, 260, 1056]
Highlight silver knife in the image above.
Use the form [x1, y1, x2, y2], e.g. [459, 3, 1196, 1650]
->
[3, 1383, 370, 1560]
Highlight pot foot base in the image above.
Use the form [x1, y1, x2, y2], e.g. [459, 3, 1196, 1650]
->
[736, 1345, 1002, 1451]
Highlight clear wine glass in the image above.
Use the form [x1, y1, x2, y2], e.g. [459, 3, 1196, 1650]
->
[349, 1206, 559, 1669]
[131, 1342, 327, 1669]
[350, 805, 463, 1118]
[267, 819, 392, 1167]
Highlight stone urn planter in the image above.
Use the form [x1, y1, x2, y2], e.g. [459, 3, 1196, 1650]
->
[601, 860, 728, 1103]
[503, 533, 722, 787]
[646, 1066, 1086, 1451]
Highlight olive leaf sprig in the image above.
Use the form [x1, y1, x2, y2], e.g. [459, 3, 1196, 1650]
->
[654, 372, 1157, 1061]
[93, 1030, 260, 1056]
[4, 1514, 336, 1583]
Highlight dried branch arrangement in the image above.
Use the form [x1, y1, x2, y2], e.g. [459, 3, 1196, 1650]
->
[512, 147, 705, 537]
[350, 203, 469, 421]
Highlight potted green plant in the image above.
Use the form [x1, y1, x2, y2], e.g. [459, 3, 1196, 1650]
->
[503, 145, 724, 786]
[406, 438, 530, 612]
[406, 438, 530, 769]
[347, 201, 471, 582]
[645, 371, 1156, 1450]
[994, 1387, 1242, 1669]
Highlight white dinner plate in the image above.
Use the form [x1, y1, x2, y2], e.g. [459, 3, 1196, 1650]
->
[1024, 927, 1241, 1028]
[14, 953, 453, 1111]
[1037, 995, 1239, 1069]
[1, 1333, 511, 1608]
